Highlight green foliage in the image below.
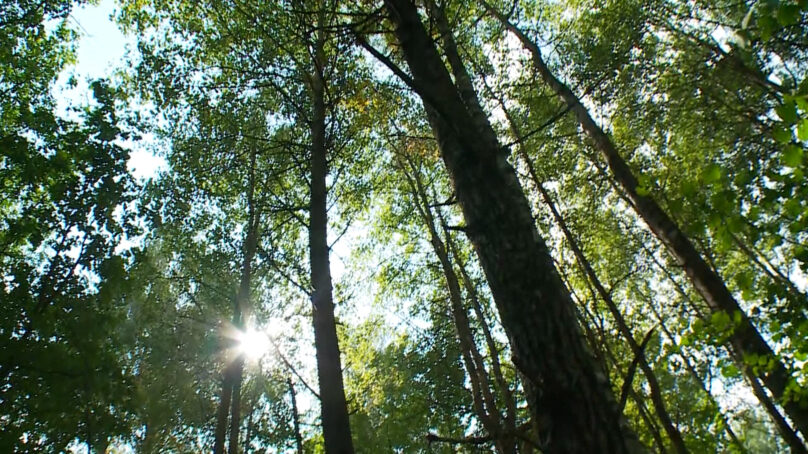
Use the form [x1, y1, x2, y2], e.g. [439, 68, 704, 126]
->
[4, 0, 808, 451]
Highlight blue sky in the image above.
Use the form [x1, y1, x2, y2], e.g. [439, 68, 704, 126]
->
[54, 0, 165, 180]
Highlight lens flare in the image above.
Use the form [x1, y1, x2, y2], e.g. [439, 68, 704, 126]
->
[238, 328, 269, 360]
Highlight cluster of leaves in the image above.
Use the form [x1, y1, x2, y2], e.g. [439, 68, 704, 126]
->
[4, 0, 808, 452]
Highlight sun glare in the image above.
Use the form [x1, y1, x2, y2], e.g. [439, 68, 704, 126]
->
[238, 328, 270, 360]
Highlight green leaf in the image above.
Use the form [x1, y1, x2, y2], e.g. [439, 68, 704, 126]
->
[711, 310, 732, 329]
[783, 145, 804, 167]
[759, 14, 777, 40]
[635, 185, 649, 196]
[721, 363, 740, 378]
[776, 101, 799, 124]
[777, 4, 800, 25]
[774, 124, 793, 143]
[796, 94, 808, 110]
[798, 120, 808, 141]
[702, 164, 722, 184]
[681, 179, 698, 197]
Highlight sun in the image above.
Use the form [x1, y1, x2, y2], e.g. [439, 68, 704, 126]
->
[238, 327, 270, 361]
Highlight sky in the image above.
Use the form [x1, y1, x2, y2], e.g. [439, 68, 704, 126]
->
[53, 0, 165, 180]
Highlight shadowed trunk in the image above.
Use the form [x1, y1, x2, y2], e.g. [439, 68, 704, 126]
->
[308, 6, 354, 451]
[485, 4, 808, 443]
[378, 1, 645, 451]
[228, 357, 245, 454]
[214, 151, 260, 454]
[288, 377, 305, 454]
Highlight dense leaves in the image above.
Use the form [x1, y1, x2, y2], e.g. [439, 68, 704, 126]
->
[3, 0, 808, 452]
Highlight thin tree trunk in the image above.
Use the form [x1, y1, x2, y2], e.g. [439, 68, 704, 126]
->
[556, 255, 668, 454]
[379, 1, 644, 451]
[399, 156, 510, 452]
[213, 368, 235, 454]
[228, 359, 245, 454]
[745, 361, 807, 453]
[288, 377, 305, 454]
[308, 6, 354, 451]
[532, 175, 688, 454]
[731, 232, 806, 304]
[485, 4, 808, 440]
[443, 226, 519, 442]
[644, 289, 751, 453]
[487, 63, 686, 452]
[243, 394, 255, 454]
[215, 151, 260, 454]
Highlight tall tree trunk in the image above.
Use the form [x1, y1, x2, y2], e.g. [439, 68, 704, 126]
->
[214, 367, 235, 454]
[399, 156, 510, 452]
[443, 225, 519, 442]
[214, 151, 260, 454]
[495, 86, 688, 452]
[288, 377, 305, 454]
[308, 6, 354, 451]
[286, 377, 303, 454]
[228, 359, 245, 454]
[379, 1, 644, 452]
[485, 4, 808, 440]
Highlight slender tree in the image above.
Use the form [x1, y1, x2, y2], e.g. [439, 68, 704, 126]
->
[484, 4, 808, 440]
[358, 0, 645, 451]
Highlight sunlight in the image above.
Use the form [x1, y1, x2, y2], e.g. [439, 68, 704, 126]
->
[238, 327, 270, 361]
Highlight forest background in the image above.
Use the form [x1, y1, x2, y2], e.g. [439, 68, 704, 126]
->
[2, 0, 808, 452]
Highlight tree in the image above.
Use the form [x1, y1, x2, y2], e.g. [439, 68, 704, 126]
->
[5, 0, 808, 451]
[356, 0, 645, 451]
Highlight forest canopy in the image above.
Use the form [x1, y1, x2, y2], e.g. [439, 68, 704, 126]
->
[1, 0, 808, 452]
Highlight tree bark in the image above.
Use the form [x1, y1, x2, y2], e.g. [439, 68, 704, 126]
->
[288, 377, 305, 454]
[214, 151, 260, 454]
[399, 156, 510, 453]
[308, 7, 354, 451]
[380, 1, 645, 452]
[213, 366, 235, 454]
[444, 224, 519, 442]
[228, 357, 245, 454]
[486, 4, 808, 440]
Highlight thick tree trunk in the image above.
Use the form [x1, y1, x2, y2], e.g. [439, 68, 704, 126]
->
[308, 14, 354, 452]
[486, 4, 808, 441]
[381, 1, 644, 452]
